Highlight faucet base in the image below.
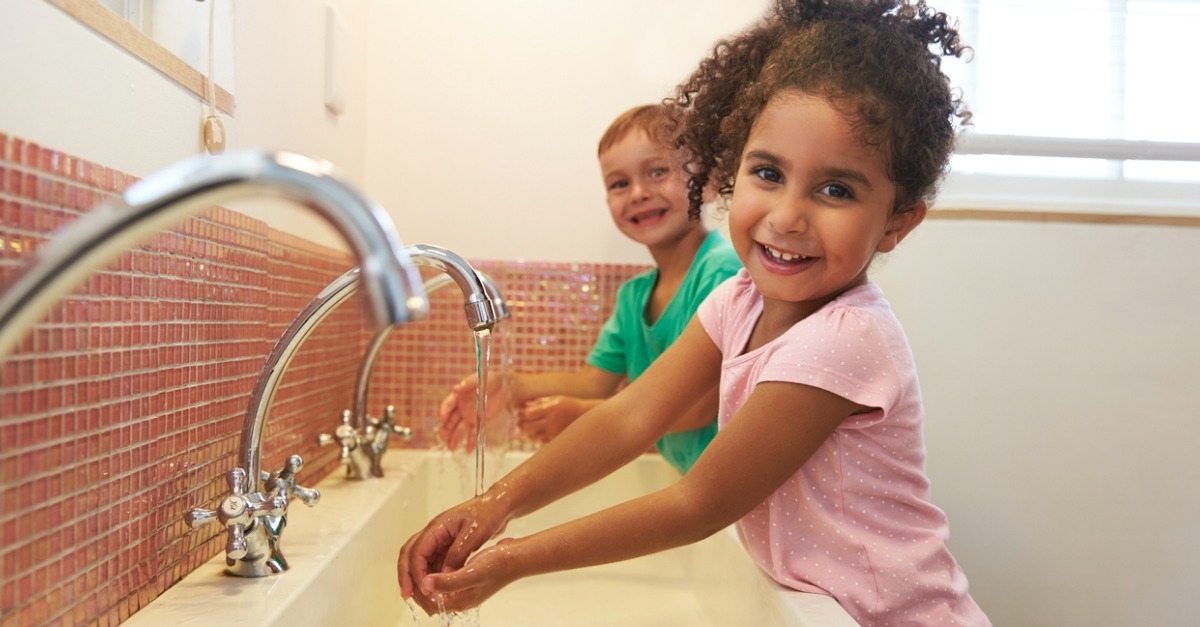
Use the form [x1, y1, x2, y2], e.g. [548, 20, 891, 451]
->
[224, 555, 289, 577]
[221, 516, 290, 577]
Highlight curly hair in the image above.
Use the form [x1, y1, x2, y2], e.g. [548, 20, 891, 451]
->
[667, 0, 971, 219]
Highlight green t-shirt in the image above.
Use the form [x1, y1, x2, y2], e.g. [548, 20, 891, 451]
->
[586, 230, 742, 473]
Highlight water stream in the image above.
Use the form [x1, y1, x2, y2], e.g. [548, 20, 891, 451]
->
[472, 328, 491, 497]
[428, 328, 492, 625]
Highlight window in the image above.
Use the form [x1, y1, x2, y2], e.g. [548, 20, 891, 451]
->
[49, 0, 234, 114]
[934, 0, 1200, 215]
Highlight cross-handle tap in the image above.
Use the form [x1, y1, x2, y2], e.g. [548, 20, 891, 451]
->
[365, 405, 412, 477]
[318, 411, 374, 480]
[320, 406, 412, 480]
[183, 456, 317, 576]
[184, 467, 287, 563]
[263, 455, 320, 507]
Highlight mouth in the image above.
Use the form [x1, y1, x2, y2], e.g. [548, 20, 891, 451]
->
[630, 208, 668, 225]
[758, 243, 817, 271]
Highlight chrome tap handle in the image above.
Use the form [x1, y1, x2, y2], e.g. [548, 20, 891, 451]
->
[318, 410, 360, 460]
[319, 409, 375, 479]
[392, 422, 414, 440]
[365, 405, 412, 477]
[371, 405, 398, 445]
[184, 467, 287, 561]
[265, 455, 321, 507]
[226, 521, 247, 559]
[367, 405, 414, 443]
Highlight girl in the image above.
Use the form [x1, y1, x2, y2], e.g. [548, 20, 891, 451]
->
[398, 1, 989, 624]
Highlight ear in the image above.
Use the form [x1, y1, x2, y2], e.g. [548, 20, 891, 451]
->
[876, 201, 927, 253]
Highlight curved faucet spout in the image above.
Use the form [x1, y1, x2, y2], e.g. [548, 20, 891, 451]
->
[351, 268, 510, 428]
[472, 270, 511, 321]
[0, 150, 429, 359]
[406, 244, 499, 333]
[241, 267, 361, 492]
[245, 245, 504, 484]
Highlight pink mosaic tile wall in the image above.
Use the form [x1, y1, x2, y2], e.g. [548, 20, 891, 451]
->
[0, 134, 647, 626]
[366, 259, 644, 449]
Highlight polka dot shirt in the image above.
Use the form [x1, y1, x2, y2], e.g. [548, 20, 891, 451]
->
[697, 270, 989, 627]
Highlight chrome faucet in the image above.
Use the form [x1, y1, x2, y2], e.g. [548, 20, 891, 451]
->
[0, 150, 430, 578]
[348, 267, 510, 439]
[0, 151, 427, 358]
[304, 245, 509, 479]
[405, 243, 504, 335]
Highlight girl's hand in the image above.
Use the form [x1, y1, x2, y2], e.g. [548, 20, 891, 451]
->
[516, 395, 591, 442]
[396, 495, 511, 612]
[420, 539, 521, 613]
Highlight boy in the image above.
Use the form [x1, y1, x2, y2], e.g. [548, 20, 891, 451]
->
[438, 104, 741, 473]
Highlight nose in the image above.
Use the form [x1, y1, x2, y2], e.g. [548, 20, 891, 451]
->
[629, 176, 653, 203]
[766, 194, 810, 235]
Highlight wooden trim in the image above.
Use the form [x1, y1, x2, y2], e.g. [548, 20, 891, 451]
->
[46, 0, 235, 115]
[928, 208, 1200, 229]
[957, 134, 1200, 162]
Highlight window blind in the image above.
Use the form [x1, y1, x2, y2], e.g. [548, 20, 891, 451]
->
[935, 0, 1200, 213]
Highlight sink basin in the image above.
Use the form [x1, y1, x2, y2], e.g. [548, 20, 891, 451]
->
[124, 449, 859, 626]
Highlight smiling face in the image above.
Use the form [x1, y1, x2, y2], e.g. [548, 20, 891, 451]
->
[729, 90, 925, 319]
[600, 130, 697, 251]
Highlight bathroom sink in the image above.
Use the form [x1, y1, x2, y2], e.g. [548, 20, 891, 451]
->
[124, 449, 859, 626]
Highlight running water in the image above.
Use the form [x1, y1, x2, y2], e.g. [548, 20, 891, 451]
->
[424, 329, 492, 626]
[434, 591, 481, 626]
[473, 328, 491, 497]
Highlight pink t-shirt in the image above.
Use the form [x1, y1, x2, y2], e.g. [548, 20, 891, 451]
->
[698, 270, 988, 627]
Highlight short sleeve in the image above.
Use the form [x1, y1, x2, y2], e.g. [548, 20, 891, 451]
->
[698, 269, 749, 355]
[759, 305, 904, 426]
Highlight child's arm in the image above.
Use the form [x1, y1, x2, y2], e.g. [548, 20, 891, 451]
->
[437, 365, 624, 449]
[413, 380, 861, 613]
[662, 384, 720, 434]
[508, 366, 625, 401]
[401, 322, 865, 613]
[514, 395, 605, 442]
[400, 319, 721, 605]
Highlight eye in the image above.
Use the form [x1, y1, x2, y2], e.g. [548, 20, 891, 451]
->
[647, 167, 669, 180]
[820, 182, 854, 199]
[607, 179, 629, 191]
[750, 165, 783, 184]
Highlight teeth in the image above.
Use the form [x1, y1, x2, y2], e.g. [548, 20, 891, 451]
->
[632, 209, 666, 224]
[765, 245, 805, 262]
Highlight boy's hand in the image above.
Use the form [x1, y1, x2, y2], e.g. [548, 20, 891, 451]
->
[437, 374, 511, 451]
[437, 376, 478, 450]
[516, 395, 590, 442]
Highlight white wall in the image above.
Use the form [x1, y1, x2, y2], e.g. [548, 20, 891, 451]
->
[0, 0, 371, 247]
[873, 221, 1200, 626]
[220, 0, 371, 243]
[1, 0, 763, 260]
[364, 0, 768, 264]
[1, 0, 205, 177]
